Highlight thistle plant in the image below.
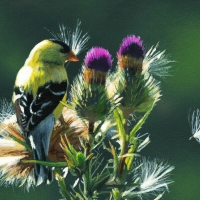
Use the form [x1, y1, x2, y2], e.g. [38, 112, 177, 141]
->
[0, 23, 175, 199]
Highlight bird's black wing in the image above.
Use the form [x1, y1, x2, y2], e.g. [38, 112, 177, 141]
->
[14, 81, 67, 134]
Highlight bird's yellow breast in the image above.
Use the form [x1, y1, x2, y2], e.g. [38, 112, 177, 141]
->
[15, 63, 67, 93]
[14, 62, 68, 120]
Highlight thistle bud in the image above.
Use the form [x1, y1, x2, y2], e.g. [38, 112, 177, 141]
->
[84, 47, 112, 84]
[49, 107, 88, 162]
[107, 36, 145, 101]
[117, 35, 144, 73]
[107, 35, 161, 118]
[70, 47, 113, 126]
[60, 135, 86, 171]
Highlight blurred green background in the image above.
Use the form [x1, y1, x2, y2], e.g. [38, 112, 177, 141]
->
[1, 0, 200, 199]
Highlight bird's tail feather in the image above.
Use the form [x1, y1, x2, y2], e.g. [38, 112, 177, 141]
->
[29, 114, 54, 186]
[32, 149, 52, 186]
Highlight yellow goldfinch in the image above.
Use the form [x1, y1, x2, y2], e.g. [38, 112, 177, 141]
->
[12, 39, 78, 185]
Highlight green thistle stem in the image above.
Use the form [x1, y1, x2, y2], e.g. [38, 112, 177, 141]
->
[112, 107, 129, 200]
[54, 169, 74, 200]
[119, 142, 128, 177]
[21, 159, 67, 167]
[113, 108, 127, 158]
[82, 121, 93, 199]
[83, 169, 91, 197]
[129, 107, 153, 142]
[113, 108, 128, 180]
[126, 105, 154, 170]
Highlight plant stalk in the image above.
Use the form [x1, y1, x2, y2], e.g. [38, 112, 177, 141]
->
[21, 159, 67, 167]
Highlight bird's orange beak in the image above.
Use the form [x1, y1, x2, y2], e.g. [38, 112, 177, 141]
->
[67, 51, 79, 62]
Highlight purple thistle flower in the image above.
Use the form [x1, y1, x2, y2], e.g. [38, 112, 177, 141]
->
[118, 35, 145, 58]
[85, 47, 112, 72]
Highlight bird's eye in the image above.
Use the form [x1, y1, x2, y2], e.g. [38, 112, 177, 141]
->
[60, 49, 66, 53]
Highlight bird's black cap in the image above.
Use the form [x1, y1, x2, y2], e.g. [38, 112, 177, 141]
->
[48, 39, 71, 53]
